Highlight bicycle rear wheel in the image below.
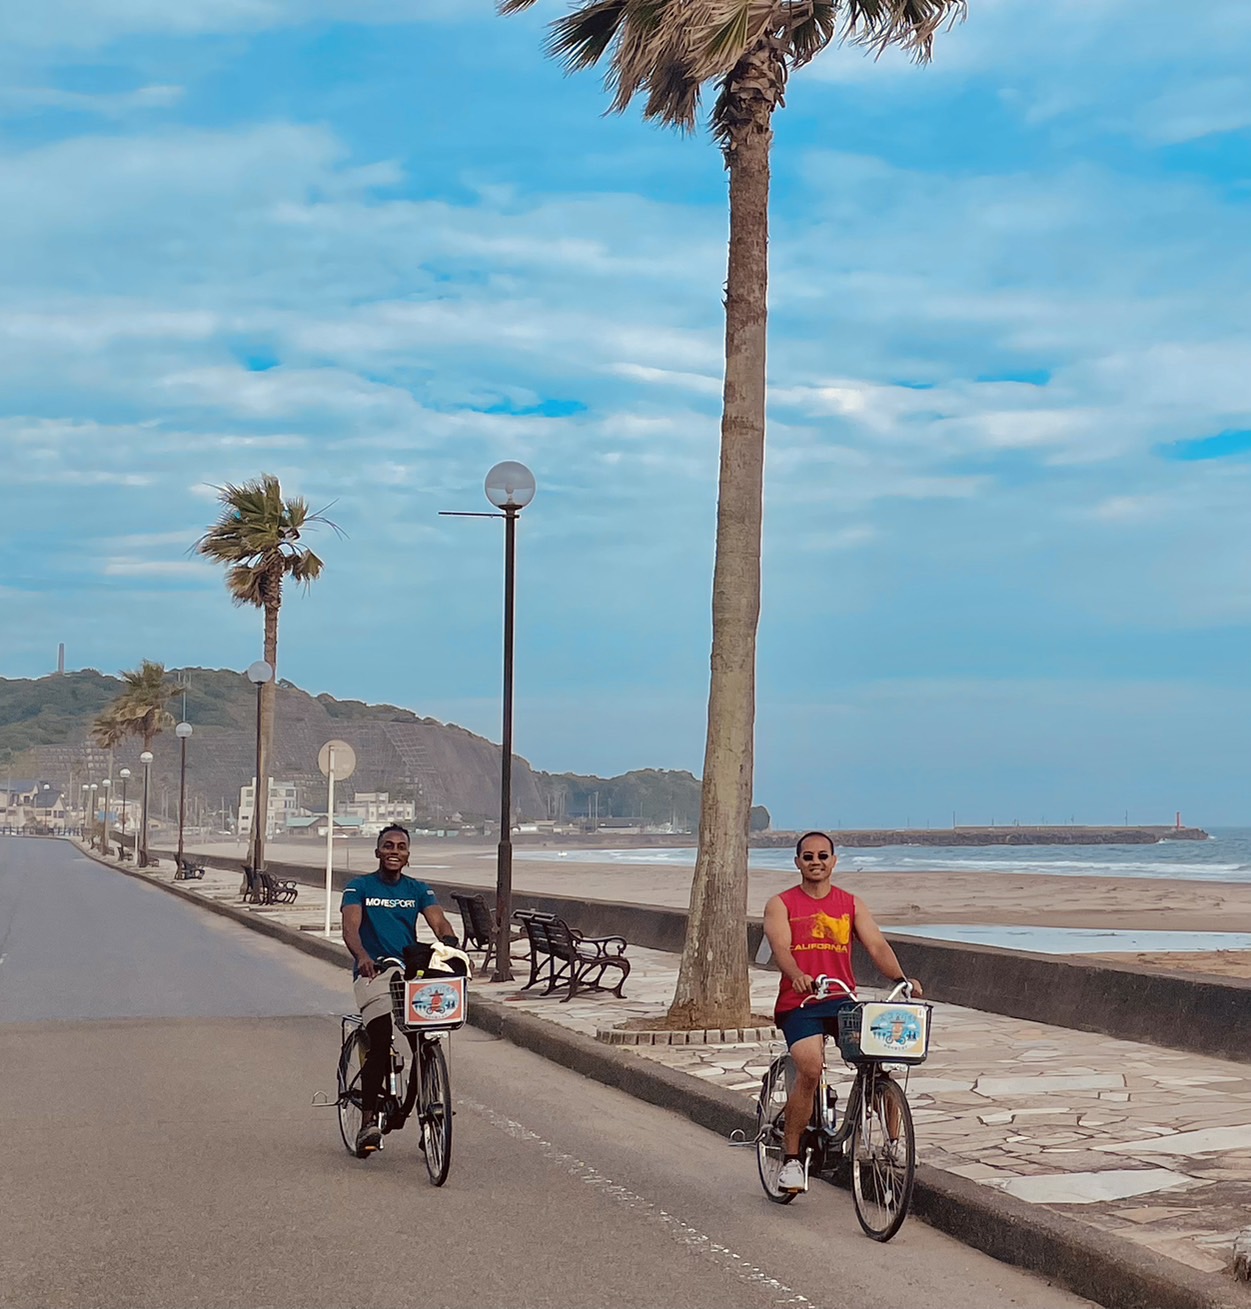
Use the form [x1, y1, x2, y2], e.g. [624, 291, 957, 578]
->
[336, 1027, 368, 1156]
[850, 1070, 915, 1241]
[418, 1039, 453, 1186]
[755, 1056, 797, 1205]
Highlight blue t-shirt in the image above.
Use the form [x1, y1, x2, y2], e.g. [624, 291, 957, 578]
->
[341, 871, 438, 978]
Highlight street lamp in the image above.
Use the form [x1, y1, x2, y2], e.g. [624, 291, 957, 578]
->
[80, 784, 89, 838]
[175, 722, 193, 869]
[484, 461, 536, 981]
[245, 661, 274, 875]
[139, 752, 153, 867]
[119, 769, 131, 859]
[88, 784, 98, 849]
[100, 778, 111, 852]
[439, 461, 536, 982]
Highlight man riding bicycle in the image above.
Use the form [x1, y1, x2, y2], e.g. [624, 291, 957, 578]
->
[763, 830, 923, 1194]
[340, 823, 460, 1157]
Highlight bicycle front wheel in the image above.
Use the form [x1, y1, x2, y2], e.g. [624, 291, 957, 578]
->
[337, 1027, 368, 1156]
[850, 1070, 915, 1241]
[418, 1039, 453, 1186]
[755, 1056, 797, 1205]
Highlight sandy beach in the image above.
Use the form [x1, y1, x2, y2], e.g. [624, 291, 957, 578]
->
[189, 834, 1251, 979]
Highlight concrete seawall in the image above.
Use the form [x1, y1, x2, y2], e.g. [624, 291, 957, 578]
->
[175, 848, 1251, 1062]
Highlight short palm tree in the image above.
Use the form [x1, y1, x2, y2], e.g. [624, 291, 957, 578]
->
[195, 475, 338, 872]
[93, 660, 177, 753]
[503, 0, 963, 1027]
[93, 661, 178, 860]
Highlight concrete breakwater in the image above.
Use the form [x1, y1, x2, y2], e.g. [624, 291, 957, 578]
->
[755, 825, 1211, 848]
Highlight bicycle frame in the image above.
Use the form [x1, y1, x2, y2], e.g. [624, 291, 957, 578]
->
[338, 1012, 439, 1131]
[749, 976, 920, 1238]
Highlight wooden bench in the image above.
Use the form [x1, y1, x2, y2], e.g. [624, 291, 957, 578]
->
[174, 856, 206, 881]
[513, 911, 630, 1002]
[240, 864, 264, 904]
[261, 870, 298, 904]
[239, 865, 297, 905]
[451, 892, 528, 975]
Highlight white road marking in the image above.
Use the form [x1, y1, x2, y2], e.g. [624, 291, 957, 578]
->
[460, 1095, 817, 1307]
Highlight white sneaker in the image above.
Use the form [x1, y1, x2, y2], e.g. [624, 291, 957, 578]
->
[777, 1158, 806, 1192]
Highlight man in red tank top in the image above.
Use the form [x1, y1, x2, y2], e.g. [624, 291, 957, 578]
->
[763, 830, 923, 1194]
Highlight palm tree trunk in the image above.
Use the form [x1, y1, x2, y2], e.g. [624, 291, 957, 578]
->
[669, 92, 773, 1029]
[254, 583, 280, 872]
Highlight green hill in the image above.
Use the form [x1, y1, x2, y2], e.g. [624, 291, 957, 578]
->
[0, 670, 763, 831]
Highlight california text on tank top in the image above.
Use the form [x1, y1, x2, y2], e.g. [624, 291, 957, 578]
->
[775, 883, 856, 1016]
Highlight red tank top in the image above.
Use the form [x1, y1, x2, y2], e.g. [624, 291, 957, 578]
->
[775, 884, 856, 1015]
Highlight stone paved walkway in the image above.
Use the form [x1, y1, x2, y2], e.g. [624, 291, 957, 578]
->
[115, 849, 1251, 1282]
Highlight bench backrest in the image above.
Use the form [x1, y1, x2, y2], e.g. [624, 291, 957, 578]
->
[451, 893, 495, 948]
[545, 917, 579, 961]
[520, 913, 578, 962]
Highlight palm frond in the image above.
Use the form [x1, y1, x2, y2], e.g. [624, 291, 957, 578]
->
[499, 0, 541, 12]
[842, 0, 966, 61]
[227, 562, 266, 607]
[549, 0, 629, 72]
[288, 551, 325, 586]
[789, 1, 838, 66]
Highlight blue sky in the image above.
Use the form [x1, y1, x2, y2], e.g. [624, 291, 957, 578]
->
[1, 0, 1248, 828]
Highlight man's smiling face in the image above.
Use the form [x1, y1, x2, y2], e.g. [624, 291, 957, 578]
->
[376, 830, 410, 880]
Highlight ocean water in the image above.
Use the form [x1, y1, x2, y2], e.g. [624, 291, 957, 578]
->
[519, 827, 1251, 884]
[889, 925, 1251, 955]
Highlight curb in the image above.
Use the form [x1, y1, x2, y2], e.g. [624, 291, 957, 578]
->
[77, 842, 1245, 1309]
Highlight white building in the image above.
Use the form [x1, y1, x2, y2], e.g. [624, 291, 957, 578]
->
[0, 781, 67, 833]
[238, 779, 300, 839]
[344, 791, 416, 834]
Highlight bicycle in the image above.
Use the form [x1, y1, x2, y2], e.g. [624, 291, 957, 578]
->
[753, 977, 931, 1242]
[324, 946, 469, 1187]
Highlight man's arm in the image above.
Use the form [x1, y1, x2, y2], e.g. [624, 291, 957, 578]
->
[422, 904, 458, 945]
[341, 903, 377, 979]
[763, 894, 814, 996]
[852, 899, 924, 997]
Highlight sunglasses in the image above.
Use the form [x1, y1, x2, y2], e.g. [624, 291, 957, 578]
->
[800, 851, 832, 861]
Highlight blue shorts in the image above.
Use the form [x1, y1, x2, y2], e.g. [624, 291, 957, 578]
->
[776, 998, 853, 1049]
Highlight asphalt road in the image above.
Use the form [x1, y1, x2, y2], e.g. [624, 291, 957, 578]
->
[0, 837, 1096, 1309]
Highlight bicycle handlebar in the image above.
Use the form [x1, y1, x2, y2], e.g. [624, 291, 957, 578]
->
[800, 975, 915, 1005]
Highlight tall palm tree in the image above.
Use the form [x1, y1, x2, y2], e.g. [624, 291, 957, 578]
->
[195, 474, 338, 873]
[503, 0, 963, 1026]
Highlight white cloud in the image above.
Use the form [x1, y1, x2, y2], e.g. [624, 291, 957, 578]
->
[101, 558, 212, 578]
[0, 84, 184, 118]
[0, 0, 492, 51]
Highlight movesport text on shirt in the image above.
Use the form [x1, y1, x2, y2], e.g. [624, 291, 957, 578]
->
[340, 871, 438, 977]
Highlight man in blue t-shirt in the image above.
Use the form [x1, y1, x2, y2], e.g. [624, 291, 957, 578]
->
[340, 823, 458, 1157]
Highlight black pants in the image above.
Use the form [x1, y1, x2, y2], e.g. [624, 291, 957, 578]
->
[360, 1016, 417, 1120]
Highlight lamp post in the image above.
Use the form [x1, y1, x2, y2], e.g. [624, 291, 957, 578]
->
[485, 462, 536, 981]
[88, 784, 98, 849]
[80, 784, 89, 839]
[439, 461, 536, 982]
[245, 661, 274, 875]
[175, 722, 193, 869]
[119, 769, 131, 859]
[100, 778, 111, 852]
[139, 752, 153, 867]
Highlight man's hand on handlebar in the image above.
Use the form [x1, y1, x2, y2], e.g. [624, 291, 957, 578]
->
[356, 956, 379, 980]
[788, 971, 815, 996]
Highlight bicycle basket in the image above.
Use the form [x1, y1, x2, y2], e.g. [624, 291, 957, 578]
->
[389, 969, 468, 1033]
[837, 1001, 931, 1065]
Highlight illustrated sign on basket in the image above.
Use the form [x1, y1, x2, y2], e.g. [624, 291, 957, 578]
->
[400, 975, 467, 1030]
[856, 1002, 931, 1062]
